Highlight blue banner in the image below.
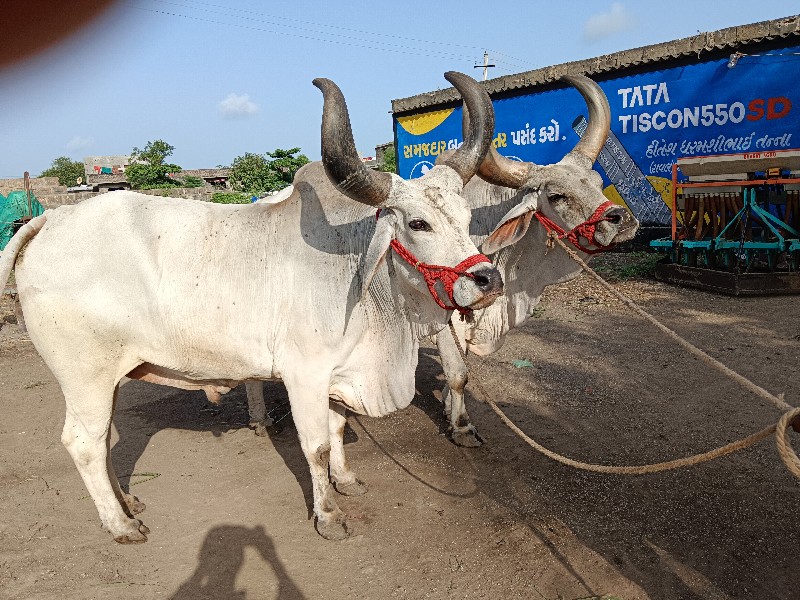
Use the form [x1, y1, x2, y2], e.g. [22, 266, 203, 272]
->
[395, 46, 800, 225]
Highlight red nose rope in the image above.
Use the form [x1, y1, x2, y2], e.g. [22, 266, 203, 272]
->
[534, 200, 618, 255]
[376, 210, 491, 316]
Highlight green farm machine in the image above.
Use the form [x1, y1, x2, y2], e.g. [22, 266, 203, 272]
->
[650, 150, 800, 295]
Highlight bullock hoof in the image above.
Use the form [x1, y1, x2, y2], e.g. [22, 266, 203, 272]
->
[315, 516, 350, 541]
[250, 421, 268, 437]
[451, 428, 483, 448]
[251, 420, 282, 436]
[113, 520, 150, 544]
[123, 494, 146, 515]
[334, 479, 368, 497]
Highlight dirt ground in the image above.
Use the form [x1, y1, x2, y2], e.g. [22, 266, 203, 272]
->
[1, 260, 798, 600]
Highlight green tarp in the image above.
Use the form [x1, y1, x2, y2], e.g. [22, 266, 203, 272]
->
[0, 190, 44, 250]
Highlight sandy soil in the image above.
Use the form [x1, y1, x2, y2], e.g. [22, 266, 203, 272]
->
[1, 264, 798, 600]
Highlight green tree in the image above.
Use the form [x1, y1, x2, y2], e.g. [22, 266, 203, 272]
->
[210, 192, 252, 204]
[126, 139, 182, 190]
[181, 175, 205, 188]
[40, 156, 85, 187]
[227, 152, 274, 196]
[265, 148, 310, 188]
[377, 145, 397, 174]
[228, 147, 309, 196]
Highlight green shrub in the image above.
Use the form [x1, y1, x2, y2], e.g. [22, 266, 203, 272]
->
[127, 140, 182, 190]
[182, 175, 205, 188]
[125, 162, 181, 190]
[40, 156, 85, 187]
[377, 145, 397, 173]
[227, 148, 309, 196]
[211, 192, 252, 204]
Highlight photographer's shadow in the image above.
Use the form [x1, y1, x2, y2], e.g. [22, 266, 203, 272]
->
[171, 524, 305, 600]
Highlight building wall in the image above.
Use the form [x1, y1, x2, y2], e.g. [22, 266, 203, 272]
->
[84, 155, 130, 177]
[393, 37, 800, 225]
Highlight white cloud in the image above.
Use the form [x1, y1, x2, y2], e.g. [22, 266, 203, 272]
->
[583, 3, 635, 42]
[66, 135, 93, 150]
[218, 93, 259, 118]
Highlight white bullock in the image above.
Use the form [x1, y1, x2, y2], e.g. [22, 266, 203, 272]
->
[435, 75, 640, 446]
[0, 72, 503, 542]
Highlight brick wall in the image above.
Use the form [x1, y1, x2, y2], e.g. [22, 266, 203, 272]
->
[1, 177, 214, 209]
[0, 177, 64, 201]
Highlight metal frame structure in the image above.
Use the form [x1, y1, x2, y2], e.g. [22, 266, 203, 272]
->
[650, 150, 800, 295]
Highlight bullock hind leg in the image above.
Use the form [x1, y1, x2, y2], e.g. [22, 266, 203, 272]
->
[60, 378, 150, 543]
[106, 385, 147, 516]
[245, 381, 273, 437]
[13, 297, 27, 334]
[437, 327, 483, 448]
[284, 376, 349, 540]
[328, 403, 367, 496]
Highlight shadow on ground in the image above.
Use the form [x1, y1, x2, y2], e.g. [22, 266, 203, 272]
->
[170, 524, 304, 600]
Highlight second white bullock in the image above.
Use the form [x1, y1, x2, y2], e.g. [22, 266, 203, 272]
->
[436, 75, 640, 446]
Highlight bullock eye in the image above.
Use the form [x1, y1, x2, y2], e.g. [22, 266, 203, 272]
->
[549, 193, 566, 204]
[409, 219, 432, 232]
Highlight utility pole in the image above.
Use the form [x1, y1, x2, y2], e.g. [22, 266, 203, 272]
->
[23, 171, 32, 220]
[474, 50, 495, 81]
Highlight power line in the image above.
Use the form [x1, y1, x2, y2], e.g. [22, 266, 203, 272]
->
[149, 0, 493, 55]
[490, 50, 531, 69]
[129, 5, 481, 62]
[491, 64, 520, 76]
[493, 58, 533, 72]
[131, 0, 534, 71]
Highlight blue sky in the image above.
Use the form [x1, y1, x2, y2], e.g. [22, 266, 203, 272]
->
[1, 1, 798, 178]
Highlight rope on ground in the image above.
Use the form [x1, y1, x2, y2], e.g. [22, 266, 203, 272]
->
[79, 473, 161, 500]
[128, 472, 161, 487]
[450, 233, 800, 479]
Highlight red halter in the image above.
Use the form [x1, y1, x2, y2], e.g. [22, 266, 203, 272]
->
[533, 200, 618, 255]
[377, 210, 491, 315]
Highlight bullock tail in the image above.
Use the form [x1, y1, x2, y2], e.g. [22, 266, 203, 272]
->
[0, 214, 48, 296]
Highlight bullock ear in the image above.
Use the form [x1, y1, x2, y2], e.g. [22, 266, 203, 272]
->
[361, 209, 398, 301]
[481, 194, 539, 255]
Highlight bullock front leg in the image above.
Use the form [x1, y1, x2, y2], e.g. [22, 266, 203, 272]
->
[245, 381, 273, 437]
[284, 376, 349, 540]
[437, 325, 483, 448]
[61, 380, 150, 543]
[328, 403, 367, 496]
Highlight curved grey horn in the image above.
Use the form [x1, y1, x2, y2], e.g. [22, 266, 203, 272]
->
[460, 104, 534, 189]
[313, 78, 392, 206]
[560, 74, 611, 163]
[467, 73, 611, 188]
[437, 71, 495, 186]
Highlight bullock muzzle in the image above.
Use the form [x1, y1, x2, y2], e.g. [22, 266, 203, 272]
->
[459, 266, 503, 310]
[535, 200, 637, 254]
[595, 205, 639, 247]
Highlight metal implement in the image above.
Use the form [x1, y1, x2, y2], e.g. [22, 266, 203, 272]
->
[650, 150, 800, 295]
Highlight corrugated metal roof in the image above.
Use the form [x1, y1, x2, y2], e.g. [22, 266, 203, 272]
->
[391, 15, 800, 114]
